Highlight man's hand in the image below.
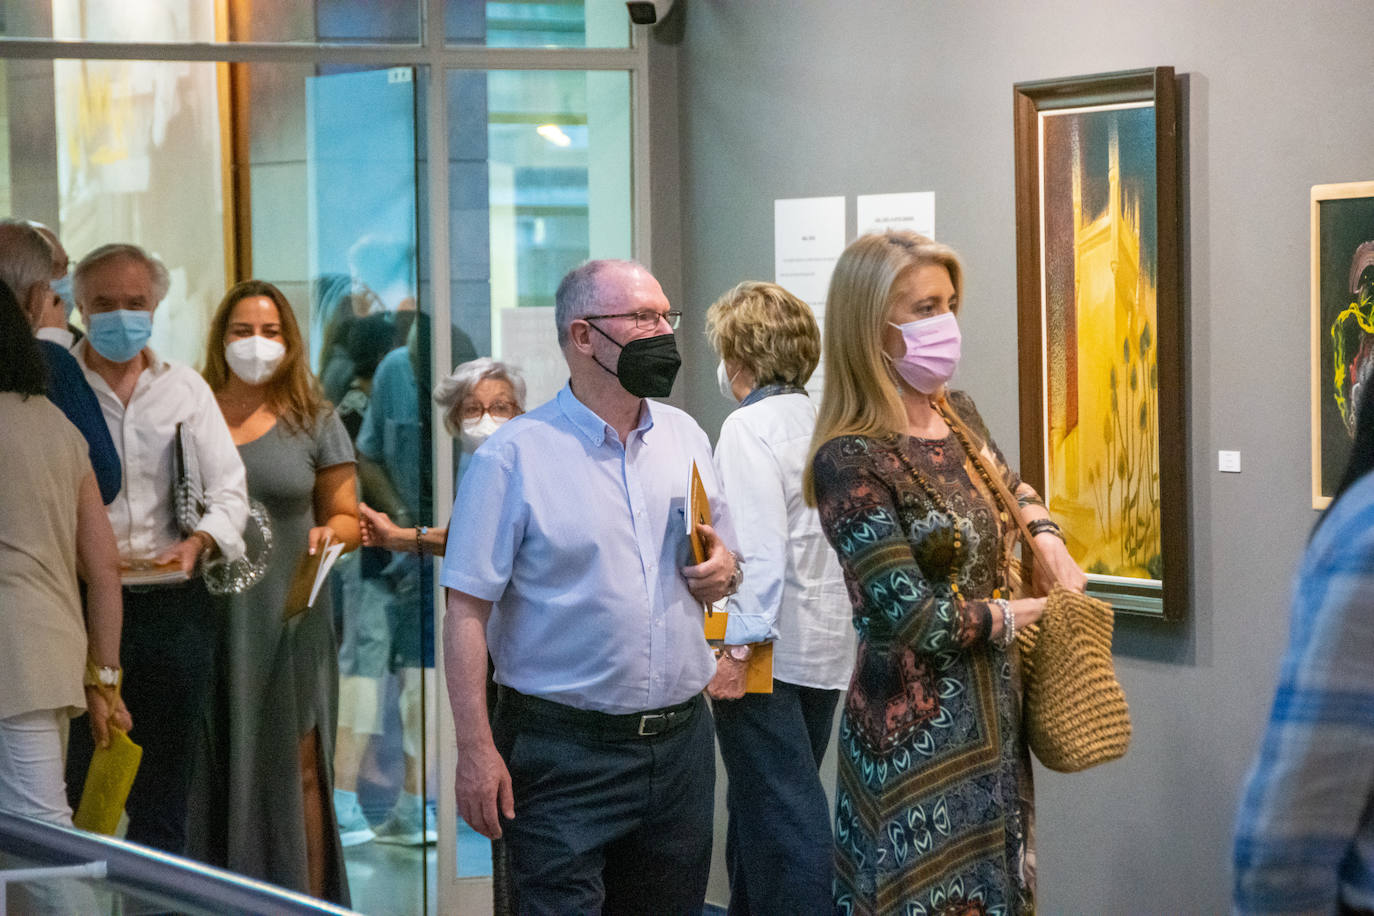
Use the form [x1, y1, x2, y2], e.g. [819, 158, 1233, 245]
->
[455, 739, 515, 840]
[682, 523, 736, 605]
[705, 653, 748, 700]
[154, 534, 209, 576]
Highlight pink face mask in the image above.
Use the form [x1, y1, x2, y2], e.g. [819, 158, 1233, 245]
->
[886, 312, 961, 394]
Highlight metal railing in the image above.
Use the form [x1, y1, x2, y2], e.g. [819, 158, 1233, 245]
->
[0, 813, 359, 915]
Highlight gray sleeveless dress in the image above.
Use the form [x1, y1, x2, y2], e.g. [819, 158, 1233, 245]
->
[190, 410, 355, 904]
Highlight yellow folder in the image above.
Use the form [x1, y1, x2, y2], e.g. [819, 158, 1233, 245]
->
[73, 727, 143, 835]
[690, 461, 773, 694]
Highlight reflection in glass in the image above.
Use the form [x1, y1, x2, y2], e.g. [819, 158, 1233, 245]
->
[0, 0, 424, 44]
[449, 0, 630, 48]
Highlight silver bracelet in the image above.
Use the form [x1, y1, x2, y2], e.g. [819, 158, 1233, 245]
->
[994, 598, 1015, 648]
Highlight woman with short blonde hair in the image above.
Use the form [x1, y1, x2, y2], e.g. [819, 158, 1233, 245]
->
[704, 280, 853, 914]
[807, 230, 1084, 914]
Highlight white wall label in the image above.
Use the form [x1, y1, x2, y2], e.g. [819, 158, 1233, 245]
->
[1218, 451, 1241, 473]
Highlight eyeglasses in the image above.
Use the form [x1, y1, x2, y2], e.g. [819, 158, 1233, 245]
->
[457, 401, 519, 421]
[582, 310, 682, 331]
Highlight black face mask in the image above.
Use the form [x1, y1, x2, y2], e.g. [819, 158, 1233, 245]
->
[586, 322, 682, 398]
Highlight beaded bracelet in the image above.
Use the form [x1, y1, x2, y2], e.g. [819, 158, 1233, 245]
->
[1027, 518, 1065, 542]
[994, 598, 1015, 648]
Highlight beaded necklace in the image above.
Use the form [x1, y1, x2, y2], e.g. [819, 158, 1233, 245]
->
[887, 396, 1014, 602]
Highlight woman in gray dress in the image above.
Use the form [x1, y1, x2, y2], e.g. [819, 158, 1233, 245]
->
[196, 279, 360, 903]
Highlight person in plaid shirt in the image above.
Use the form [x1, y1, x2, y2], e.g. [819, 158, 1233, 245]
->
[1233, 387, 1374, 915]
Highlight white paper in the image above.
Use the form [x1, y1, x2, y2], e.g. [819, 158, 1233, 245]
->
[308, 540, 346, 609]
[498, 306, 568, 410]
[856, 191, 936, 239]
[774, 196, 846, 311]
[775, 196, 846, 400]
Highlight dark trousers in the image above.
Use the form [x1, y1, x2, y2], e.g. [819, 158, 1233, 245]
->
[493, 690, 715, 916]
[712, 680, 841, 916]
[67, 579, 220, 854]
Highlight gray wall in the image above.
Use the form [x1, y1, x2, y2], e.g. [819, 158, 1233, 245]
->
[660, 1, 1374, 911]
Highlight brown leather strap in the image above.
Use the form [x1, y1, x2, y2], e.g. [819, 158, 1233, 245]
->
[933, 395, 1059, 589]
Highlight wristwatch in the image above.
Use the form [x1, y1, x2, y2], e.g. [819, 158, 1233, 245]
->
[724, 552, 744, 596]
[84, 662, 122, 689]
[722, 644, 753, 663]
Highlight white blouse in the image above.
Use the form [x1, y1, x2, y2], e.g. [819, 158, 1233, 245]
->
[715, 392, 854, 691]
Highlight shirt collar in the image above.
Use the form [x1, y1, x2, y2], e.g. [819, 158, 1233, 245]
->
[557, 383, 655, 447]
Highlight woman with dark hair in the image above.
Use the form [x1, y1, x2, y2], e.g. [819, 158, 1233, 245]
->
[193, 279, 360, 904]
[1234, 385, 1374, 913]
[0, 281, 129, 839]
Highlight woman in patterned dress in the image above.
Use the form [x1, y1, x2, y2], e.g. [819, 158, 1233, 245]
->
[804, 231, 1086, 915]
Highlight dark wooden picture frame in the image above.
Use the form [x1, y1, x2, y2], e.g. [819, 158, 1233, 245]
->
[1012, 67, 1187, 621]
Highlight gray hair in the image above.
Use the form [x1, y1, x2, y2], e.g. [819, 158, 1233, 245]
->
[554, 258, 645, 347]
[432, 357, 527, 437]
[73, 243, 172, 307]
[0, 219, 55, 321]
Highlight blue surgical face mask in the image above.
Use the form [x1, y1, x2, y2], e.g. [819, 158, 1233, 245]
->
[51, 276, 74, 320]
[87, 309, 153, 363]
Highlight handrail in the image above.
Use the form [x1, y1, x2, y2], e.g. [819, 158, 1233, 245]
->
[0, 813, 358, 915]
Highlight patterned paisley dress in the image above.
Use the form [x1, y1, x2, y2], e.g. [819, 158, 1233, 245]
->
[812, 391, 1036, 916]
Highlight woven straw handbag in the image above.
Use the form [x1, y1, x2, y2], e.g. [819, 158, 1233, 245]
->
[1015, 588, 1132, 771]
[937, 398, 1132, 773]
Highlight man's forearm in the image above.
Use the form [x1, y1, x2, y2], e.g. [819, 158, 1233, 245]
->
[444, 589, 497, 753]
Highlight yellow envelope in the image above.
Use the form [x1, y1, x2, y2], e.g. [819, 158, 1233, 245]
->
[73, 727, 143, 835]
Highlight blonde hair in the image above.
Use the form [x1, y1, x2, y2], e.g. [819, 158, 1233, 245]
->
[705, 281, 820, 388]
[203, 279, 326, 433]
[803, 230, 965, 505]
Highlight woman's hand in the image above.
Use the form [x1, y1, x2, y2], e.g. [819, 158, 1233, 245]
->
[307, 525, 336, 556]
[85, 685, 133, 749]
[1032, 533, 1088, 593]
[358, 502, 408, 552]
[1010, 597, 1047, 630]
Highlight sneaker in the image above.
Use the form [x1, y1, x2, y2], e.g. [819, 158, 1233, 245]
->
[336, 797, 376, 848]
[373, 801, 437, 846]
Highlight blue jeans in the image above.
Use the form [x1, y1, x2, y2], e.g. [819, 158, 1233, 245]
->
[493, 691, 716, 916]
[712, 680, 840, 916]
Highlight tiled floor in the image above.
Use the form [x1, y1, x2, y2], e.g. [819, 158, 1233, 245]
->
[342, 821, 493, 914]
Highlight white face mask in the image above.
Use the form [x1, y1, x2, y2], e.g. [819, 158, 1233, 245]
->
[225, 335, 287, 385]
[460, 414, 506, 453]
[717, 360, 740, 402]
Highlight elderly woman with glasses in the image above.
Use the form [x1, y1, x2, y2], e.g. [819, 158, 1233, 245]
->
[357, 357, 526, 556]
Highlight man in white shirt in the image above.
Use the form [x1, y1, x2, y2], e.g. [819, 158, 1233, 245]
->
[64, 242, 248, 856]
[442, 259, 742, 913]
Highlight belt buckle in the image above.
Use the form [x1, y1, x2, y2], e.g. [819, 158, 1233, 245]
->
[637, 712, 669, 736]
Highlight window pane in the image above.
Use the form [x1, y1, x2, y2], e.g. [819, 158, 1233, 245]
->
[0, 0, 422, 44]
[442, 68, 632, 881]
[0, 55, 436, 913]
[448, 0, 630, 49]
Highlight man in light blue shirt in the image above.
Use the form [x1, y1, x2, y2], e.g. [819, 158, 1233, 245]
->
[441, 259, 742, 914]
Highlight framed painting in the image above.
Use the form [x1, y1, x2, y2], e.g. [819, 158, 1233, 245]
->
[1012, 67, 1187, 621]
[1310, 181, 1374, 510]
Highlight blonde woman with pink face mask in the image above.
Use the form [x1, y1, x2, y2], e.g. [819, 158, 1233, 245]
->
[803, 230, 1085, 915]
[357, 357, 526, 557]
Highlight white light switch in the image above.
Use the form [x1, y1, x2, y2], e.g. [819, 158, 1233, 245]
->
[1218, 450, 1241, 473]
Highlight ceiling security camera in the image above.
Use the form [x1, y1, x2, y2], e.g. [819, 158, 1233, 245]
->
[626, 0, 675, 25]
